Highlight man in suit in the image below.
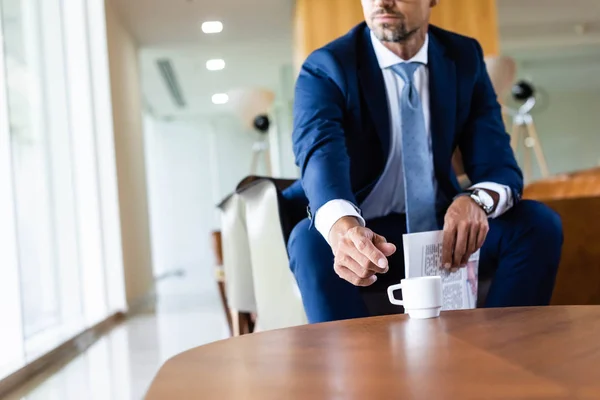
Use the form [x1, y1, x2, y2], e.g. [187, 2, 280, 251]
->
[283, 0, 563, 323]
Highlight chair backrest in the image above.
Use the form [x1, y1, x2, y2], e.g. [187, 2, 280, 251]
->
[219, 194, 257, 313]
[239, 179, 308, 330]
[524, 167, 600, 305]
[524, 167, 600, 200]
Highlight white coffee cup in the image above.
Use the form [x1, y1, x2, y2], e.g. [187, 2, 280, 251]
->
[387, 276, 442, 319]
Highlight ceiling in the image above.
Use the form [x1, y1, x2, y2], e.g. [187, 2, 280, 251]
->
[110, 0, 600, 118]
[110, 0, 294, 118]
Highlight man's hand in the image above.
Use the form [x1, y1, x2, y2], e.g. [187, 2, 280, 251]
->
[329, 217, 397, 287]
[442, 195, 490, 272]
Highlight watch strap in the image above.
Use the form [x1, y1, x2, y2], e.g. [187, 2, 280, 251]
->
[453, 190, 492, 215]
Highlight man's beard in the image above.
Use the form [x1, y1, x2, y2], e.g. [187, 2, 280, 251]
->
[370, 8, 418, 43]
[373, 22, 418, 43]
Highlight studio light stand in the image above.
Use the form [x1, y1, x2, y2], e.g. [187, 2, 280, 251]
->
[249, 114, 272, 176]
[504, 81, 549, 182]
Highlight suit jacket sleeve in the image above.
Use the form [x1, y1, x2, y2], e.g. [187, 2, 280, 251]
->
[292, 49, 357, 218]
[459, 40, 524, 203]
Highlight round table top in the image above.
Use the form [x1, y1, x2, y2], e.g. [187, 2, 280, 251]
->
[146, 307, 600, 400]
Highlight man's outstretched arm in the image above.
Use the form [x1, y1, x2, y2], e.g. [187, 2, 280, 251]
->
[293, 49, 396, 286]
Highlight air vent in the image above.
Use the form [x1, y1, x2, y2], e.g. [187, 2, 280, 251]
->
[157, 59, 186, 108]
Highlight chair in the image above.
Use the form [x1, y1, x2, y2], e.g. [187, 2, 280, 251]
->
[232, 168, 600, 314]
[218, 193, 257, 335]
[210, 230, 233, 335]
[232, 176, 493, 328]
[237, 178, 308, 330]
[524, 167, 600, 305]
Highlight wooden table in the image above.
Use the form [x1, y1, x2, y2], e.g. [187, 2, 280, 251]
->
[146, 307, 600, 399]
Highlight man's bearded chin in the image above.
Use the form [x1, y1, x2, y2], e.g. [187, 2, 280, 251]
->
[373, 22, 417, 43]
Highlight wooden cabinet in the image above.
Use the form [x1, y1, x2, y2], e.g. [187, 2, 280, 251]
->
[430, 0, 500, 56]
[293, 0, 364, 72]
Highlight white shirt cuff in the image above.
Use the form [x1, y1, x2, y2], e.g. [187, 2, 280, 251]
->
[469, 182, 514, 218]
[314, 200, 366, 245]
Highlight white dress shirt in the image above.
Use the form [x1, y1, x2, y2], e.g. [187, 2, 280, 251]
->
[315, 32, 513, 244]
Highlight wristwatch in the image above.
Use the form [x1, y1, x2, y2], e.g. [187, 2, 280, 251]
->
[457, 188, 495, 215]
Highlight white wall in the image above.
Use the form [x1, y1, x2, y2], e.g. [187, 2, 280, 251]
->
[106, 0, 154, 306]
[270, 101, 298, 179]
[144, 114, 259, 282]
[528, 90, 600, 177]
[211, 116, 265, 199]
[273, 64, 300, 179]
[144, 117, 214, 279]
[507, 48, 600, 181]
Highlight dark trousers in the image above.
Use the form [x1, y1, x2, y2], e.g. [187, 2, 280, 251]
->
[288, 200, 563, 323]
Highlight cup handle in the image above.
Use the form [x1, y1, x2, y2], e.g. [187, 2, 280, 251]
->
[387, 283, 404, 306]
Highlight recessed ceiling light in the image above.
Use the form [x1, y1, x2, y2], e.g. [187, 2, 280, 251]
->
[206, 59, 225, 71]
[202, 21, 223, 34]
[212, 93, 229, 105]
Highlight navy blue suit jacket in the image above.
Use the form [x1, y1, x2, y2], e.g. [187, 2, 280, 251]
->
[284, 22, 523, 225]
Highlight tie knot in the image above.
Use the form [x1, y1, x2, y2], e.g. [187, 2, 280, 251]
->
[390, 62, 422, 84]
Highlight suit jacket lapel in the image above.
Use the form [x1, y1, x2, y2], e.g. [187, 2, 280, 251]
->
[428, 32, 457, 188]
[358, 26, 391, 154]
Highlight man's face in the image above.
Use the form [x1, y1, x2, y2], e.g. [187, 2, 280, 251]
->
[361, 0, 436, 42]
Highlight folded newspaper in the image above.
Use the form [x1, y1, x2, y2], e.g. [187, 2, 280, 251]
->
[403, 230, 480, 310]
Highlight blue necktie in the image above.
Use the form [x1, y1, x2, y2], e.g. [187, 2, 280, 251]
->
[390, 62, 438, 233]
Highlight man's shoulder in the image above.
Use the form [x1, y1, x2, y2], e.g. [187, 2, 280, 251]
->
[321, 22, 366, 55]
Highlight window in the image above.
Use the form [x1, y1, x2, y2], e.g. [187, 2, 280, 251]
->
[0, 1, 24, 377]
[2, 0, 61, 339]
[0, 0, 126, 378]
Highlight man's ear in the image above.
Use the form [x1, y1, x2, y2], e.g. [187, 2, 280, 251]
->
[430, 0, 440, 7]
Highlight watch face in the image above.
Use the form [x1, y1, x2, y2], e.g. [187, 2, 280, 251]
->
[476, 190, 494, 210]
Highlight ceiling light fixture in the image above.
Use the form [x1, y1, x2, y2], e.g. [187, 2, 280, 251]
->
[202, 21, 223, 34]
[206, 59, 226, 71]
[212, 93, 229, 105]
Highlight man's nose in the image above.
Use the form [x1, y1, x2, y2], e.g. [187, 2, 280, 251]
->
[373, 0, 396, 7]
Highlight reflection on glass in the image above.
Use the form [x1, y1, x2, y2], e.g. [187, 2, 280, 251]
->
[1, 0, 59, 338]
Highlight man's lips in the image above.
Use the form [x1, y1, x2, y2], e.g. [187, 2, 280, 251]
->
[374, 14, 403, 21]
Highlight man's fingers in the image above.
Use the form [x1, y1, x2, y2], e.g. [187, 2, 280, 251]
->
[462, 222, 480, 265]
[442, 223, 456, 269]
[453, 222, 469, 267]
[335, 264, 377, 287]
[476, 222, 489, 250]
[347, 245, 389, 274]
[377, 242, 396, 257]
[350, 232, 388, 271]
[373, 234, 397, 257]
[339, 250, 377, 277]
[372, 233, 387, 245]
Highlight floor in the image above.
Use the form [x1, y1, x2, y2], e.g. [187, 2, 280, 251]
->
[5, 272, 229, 400]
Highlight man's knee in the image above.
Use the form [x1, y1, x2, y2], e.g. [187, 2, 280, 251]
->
[513, 200, 563, 248]
[287, 218, 334, 278]
[288, 218, 321, 256]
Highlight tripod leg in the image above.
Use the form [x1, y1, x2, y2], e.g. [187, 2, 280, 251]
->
[513, 123, 530, 182]
[250, 148, 260, 175]
[523, 129, 532, 184]
[510, 120, 520, 151]
[525, 120, 550, 177]
[264, 147, 273, 177]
